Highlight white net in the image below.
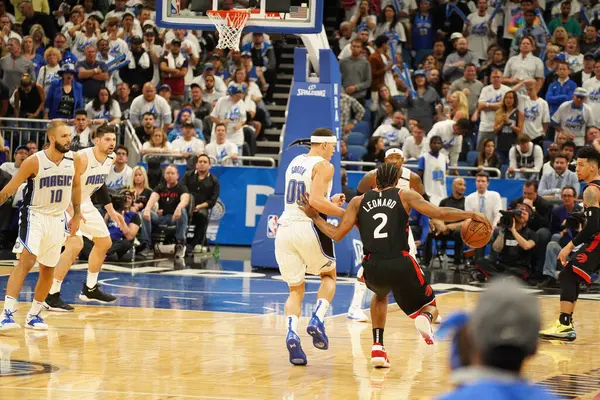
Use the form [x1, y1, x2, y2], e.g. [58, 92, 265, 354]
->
[207, 10, 252, 51]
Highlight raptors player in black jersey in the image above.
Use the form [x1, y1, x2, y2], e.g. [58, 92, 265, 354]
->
[540, 146, 600, 341]
[299, 164, 489, 368]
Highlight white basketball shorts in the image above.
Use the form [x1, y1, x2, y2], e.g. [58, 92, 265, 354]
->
[275, 221, 336, 286]
[66, 201, 110, 240]
[14, 210, 67, 267]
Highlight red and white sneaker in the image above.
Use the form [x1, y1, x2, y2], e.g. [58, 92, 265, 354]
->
[371, 343, 391, 368]
[415, 314, 435, 345]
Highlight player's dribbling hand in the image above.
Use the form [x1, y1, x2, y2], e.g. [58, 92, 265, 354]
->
[331, 193, 345, 206]
[297, 193, 318, 218]
[471, 212, 491, 229]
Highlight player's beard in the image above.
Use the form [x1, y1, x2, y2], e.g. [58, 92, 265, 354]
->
[54, 141, 71, 153]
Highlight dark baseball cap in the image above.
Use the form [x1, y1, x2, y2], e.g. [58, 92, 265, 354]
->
[158, 84, 171, 92]
[584, 52, 595, 60]
[182, 121, 195, 128]
[171, 39, 182, 46]
[14, 145, 29, 154]
[131, 36, 143, 44]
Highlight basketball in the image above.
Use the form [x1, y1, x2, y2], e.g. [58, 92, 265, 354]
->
[461, 219, 492, 249]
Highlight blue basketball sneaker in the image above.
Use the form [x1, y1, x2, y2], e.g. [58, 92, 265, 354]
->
[25, 313, 48, 330]
[0, 309, 20, 330]
[306, 315, 329, 350]
[286, 330, 307, 366]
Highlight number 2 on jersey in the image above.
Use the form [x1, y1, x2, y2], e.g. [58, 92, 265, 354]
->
[373, 213, 388, 239]
[285, 179, 306, 204]
[50, 189, 63, 204]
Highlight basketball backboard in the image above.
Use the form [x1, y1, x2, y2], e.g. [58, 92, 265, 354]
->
[156, 0, 323, 34]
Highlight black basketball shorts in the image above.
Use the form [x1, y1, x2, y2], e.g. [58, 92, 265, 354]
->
[567, 242, 600, 284]
[362, 251, 436, 318]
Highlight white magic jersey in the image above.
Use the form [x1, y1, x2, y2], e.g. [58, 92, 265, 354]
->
[79, 147, 114, 203]
[279, 155, 332, 224]
[22, 150, 75, 216]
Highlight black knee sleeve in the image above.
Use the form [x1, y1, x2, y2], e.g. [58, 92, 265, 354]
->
[559, 267, 579, 303]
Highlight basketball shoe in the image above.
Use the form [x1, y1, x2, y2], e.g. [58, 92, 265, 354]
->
[306, 315, 329, 350]
[371, 343, 391, 368]
[79, 283, 117, 304]
[286, 330, 307, 366]
[25, 313, 48, 330]
[43, 292, 74, 312]
[0, 309, 20, 330]
[539, 320, 576, 341]
[415, 314, 435, 345]
[347, 307, 368, 322]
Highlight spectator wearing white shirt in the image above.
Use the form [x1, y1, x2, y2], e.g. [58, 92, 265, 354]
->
[551, 88, 595, 147]
[67, 17, 99, 62]
[0, 145, 29, 177]
[167, 29, 200, 101]
[210, 83, 247, 147]
[202, 74, 226, 106]
[417, 135, 448, 206]
[69, 108, 93, 150]
[507, 134, 544, 180]
[583, 60, 600, 117]
[0, 15, 21, 47]
[36, 47, 60, 92]
[205, 123, 239, 165]
[538, 154, 580, 199]
[141, 128, 174, 157]
[465, 171, 503, 230]
[502, 36, 544, 94]
[171, 121, 206, 166]
[372, 110, 411, 149]
[85, 86, 121, 124]
[142, 26, 163, 87]
[473, 69, 510, 148]
[402, 121, 429, 160]
[463, 0, 497, 62]
[338, 28, 374, 60]
[107, 145, 133, 190]
[512, 78, 551, 146]
[130, 82, 173, 130]
[426, 118, 471, 168]
[192, 63, 228, 94]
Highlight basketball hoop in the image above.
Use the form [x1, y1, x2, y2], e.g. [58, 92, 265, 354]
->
[207, 9, 252, 51]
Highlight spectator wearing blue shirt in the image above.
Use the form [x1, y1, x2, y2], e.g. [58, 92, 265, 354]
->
[44, 63, 83, 119]
[549, 186, 582, 235]
[76, 44, 109, 104]
[538, 154, 580, 199]
[437, 280, 556, 400]
[546, 60, 577, 116]
[411, 0, 435, 51]
[103, 190, 141, 262]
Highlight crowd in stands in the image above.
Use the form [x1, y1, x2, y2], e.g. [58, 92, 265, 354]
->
[335, 0, 600, 286]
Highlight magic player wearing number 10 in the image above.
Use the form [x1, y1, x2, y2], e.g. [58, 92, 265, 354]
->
[275, 128, 346, 366]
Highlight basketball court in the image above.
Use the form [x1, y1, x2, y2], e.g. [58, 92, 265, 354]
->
[1, 250, 600, 399]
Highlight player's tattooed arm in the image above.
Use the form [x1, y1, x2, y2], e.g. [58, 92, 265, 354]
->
[0, 156, 39, 206]
[356, 170, 376, 195]
[299, 193, 359, 242]
[401, 190, 490, 227]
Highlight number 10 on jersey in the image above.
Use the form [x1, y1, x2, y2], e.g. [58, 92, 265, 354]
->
[285, 179, 306, 204]
[50, 189, 63, 204]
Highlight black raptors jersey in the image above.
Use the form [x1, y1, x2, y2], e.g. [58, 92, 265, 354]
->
[358, 188, 410, 257]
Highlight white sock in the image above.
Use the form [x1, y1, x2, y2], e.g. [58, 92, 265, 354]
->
[28, 300, 43, 316]
[3, 296, 17, 313]
[286, 315, 299, 334]
[349, 280, 367, 310]
[86, 272, 99, 288]
[49, 279, 63, 295]
[314, 299, 330, 322]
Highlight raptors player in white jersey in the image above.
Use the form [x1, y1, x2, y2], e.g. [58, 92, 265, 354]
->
[349, 148, 426, 321]
[44, 124, 126, 311]
[275, 128, 345, 366]
[0, 121, 83, 330]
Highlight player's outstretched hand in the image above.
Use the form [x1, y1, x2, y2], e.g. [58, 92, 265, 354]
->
[297, 193, 318, 218]
[331, 193, 346, 206]
[471, 212, 491, 230]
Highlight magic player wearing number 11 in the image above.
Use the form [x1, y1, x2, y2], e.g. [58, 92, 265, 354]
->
[275, 128, 346, 366]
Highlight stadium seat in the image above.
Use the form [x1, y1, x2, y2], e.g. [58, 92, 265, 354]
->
[501, 164, 509, 178]
[347, 132, 368, 146]
[354, 121, 371, 137]
[467, 151, 479, 166]
[362, 108, 371, 122]
[348, 145, 367, 160]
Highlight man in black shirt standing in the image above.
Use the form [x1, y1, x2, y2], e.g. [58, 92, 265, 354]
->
[141, 165, 190, 258]
[299, 164, 488, 368]
[437, 177, 467, 265]
[182, 155, 220, 256]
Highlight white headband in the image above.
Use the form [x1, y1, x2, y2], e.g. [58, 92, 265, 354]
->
[385, 148, 404, 158]
[311, 136, 337, 143]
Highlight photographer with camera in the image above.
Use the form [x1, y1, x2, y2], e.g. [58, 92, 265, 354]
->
[473, 203, 537, 281]
[509, 180, 553, 281]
